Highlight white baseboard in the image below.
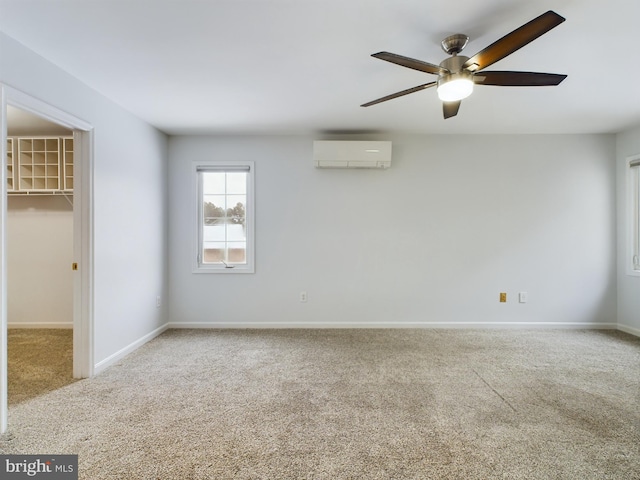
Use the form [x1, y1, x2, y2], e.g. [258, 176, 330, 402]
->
[8, 322, 73, 329]
[166, 321, 618, 330]
[617, 323, 640, 337]
[94, 323, 169, 375]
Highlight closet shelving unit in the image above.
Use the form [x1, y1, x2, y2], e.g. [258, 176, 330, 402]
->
[6, 138, 14, 191]
[63, 137, 73, 192]
[5, 136, 73, 195]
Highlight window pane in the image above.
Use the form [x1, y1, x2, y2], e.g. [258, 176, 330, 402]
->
[203, 225, 226, 242]
[203, 196, 226, 224]
[227, 225, 246, 243]
[226, 172, 247, 194]
[202, 172, 225, 194]
[226, 195, 246, 224]
[227, 241, 246, 250]
[228, 247, 246, 263]
[203, 194, 226, 209]
[203, 243, 226, 263]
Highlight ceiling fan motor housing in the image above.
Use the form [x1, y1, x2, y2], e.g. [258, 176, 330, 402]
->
[439, 55, 469, 75]
[438, 55, 473, 86]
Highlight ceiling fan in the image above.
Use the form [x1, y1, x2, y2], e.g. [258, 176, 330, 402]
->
[361, 10, 567, 119]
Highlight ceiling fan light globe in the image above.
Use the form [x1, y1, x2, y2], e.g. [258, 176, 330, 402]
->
[437, 75, 474, 102]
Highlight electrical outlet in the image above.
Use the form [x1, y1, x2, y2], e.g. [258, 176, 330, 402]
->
[300, 291, 308, 303]
[156, 296, 161, 308]
[499, 292, 507, 303]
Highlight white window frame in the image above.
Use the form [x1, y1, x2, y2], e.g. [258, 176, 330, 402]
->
[193, 161, 255, 274]
[628, 154, 640, 276]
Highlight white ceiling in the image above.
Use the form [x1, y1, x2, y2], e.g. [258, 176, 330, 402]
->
[1, 0, 639, 136]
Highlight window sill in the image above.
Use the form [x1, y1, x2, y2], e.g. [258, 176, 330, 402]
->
[192, 265, 255, 274]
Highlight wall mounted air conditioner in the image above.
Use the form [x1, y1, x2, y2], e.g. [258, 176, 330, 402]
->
[313, 141, 392, 169]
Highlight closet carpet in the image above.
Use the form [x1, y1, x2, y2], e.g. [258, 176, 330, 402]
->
[1, 328, 639, 479]
[7, 328, 76, 405]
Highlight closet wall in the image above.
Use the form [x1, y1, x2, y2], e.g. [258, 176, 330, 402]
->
[7, 195, 73, 327]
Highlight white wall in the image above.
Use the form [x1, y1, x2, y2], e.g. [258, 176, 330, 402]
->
[616, 124, 640, 335]
[0, 32, 169, 368]
[168, 134, 617, 328]
[7, 196, 72, 327]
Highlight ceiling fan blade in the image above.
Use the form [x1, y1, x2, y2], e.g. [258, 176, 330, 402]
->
[361, 82, 436, 107]
[462, 10, 565, 72]
[443, 101, 461, 119]
[372, 52, 447, 75]
[474, 71, 567, 86]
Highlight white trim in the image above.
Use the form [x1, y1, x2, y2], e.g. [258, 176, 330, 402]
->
[0, 84, 94, 433]
[0, 85, 8, 433]
[93, 324, 169, 375]
[627, 154, 640, 276]
[7, 323, 73, 329]
[2, 85, 92, 132]
[73, 129, 94, 378]
[166, 321, 618, 330]
[617, 323, 640, 337]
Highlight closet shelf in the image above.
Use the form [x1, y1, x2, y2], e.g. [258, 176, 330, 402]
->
[6, 136, 73, 195]
[7, 191, 73, 196]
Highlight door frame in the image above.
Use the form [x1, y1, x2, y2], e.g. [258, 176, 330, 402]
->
[0, 84, 94, 433]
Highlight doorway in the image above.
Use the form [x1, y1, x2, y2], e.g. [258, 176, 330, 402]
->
[6, 106, 75, 404]
[0, 84, 94, 433]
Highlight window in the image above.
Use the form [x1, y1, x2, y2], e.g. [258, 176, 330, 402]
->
[194, 162, 254, 273]
[629, 154, 640, 275]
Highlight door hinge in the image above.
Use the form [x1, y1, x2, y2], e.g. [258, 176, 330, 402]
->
[72, 262, 78, 271]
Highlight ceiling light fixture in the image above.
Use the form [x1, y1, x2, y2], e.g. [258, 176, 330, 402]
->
[437, 72, 474, 102]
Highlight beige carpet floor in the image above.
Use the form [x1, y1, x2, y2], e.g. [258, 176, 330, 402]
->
[7, 328, 77, 405]
[1, 328, 639, 479]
